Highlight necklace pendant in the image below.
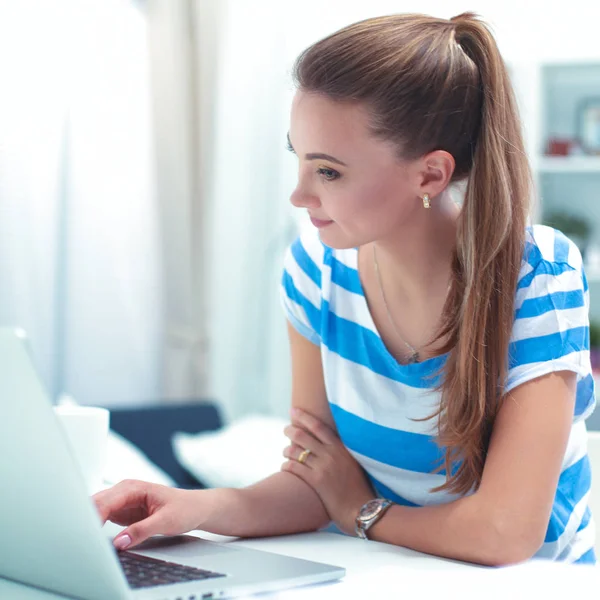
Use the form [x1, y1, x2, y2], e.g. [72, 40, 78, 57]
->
[408, 351, 420, 364]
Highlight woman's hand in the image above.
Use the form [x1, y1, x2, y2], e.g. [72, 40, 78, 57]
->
[281, 408, 375, 535]
[93, 480, 213, 550]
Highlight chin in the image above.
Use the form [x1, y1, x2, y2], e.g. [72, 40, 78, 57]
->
[316, 226, 362, 250]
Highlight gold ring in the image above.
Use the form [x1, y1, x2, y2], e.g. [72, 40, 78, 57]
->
[298, 448, 312, 465]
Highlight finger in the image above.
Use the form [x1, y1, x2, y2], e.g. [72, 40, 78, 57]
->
[93, 480, 146, 524]
[282, 443, 303, 459]
[281, 459, 310, 481]
[283, 424, 322, 453]
[113, 511, 169, 551]
[283, 444, 315, 466]
[291, 409, 337, 445]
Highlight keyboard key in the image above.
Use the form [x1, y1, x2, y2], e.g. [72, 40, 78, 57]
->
[117, 550, 226, 590]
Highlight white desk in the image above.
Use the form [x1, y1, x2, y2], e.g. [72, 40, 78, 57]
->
[2, 529, 598, 599]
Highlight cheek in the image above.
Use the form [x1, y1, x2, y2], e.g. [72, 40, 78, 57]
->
[332, 180, 409, 231]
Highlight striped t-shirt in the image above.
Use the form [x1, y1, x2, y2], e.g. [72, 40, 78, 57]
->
[280, 224, 596, 564]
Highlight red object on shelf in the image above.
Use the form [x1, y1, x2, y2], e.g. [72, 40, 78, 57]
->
[546, 138, 573, 156]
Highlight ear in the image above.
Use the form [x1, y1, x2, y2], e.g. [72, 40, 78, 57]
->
[416, 150, 455, 198]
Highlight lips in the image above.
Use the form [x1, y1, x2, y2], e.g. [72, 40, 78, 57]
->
[309, 215, 334, 228]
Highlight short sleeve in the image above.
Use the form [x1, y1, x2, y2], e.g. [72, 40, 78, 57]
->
[280, 230, 324, 346]
[506, 227, 596, 422]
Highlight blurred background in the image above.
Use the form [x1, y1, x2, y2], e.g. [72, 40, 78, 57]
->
[2, 0, 600, 427]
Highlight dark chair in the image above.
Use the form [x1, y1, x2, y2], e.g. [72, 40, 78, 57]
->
[109, 401, 223, 489]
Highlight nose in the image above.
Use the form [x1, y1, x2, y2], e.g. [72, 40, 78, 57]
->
[290, 185, 320, 209]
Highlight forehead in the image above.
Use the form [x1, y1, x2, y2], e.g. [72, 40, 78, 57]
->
[289, 91, 402, 169]
[290, 91, 373, 148]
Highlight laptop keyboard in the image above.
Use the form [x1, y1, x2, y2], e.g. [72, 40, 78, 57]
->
[118, 550, 227, 589]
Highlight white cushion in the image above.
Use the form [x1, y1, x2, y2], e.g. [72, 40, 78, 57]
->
[104, 428, 175, 488]
[172, 415, 289, 489]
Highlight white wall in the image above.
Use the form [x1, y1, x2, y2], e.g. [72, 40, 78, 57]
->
[281, 1, 600, 64]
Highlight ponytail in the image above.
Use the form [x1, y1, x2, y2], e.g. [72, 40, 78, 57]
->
[433, 13, 531, 493]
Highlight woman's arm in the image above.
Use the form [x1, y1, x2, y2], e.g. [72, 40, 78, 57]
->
[366, 370, 577, 566]
[197, 323, 334, 538]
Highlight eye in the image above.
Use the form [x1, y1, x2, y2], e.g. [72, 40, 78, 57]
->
[317, 167, 340, 182]
[286, 140, 295, 153]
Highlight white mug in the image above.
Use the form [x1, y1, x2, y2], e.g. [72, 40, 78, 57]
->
[53, 405, 109, 494]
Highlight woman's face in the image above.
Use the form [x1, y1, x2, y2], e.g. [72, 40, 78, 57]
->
[288, 90, 422, 249]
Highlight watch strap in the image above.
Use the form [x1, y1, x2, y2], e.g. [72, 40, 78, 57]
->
[355, 498, 393, 539]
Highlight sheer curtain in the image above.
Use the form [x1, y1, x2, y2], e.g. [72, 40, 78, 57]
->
[200, 0, 299, 421]
[0, 0, 162, 406]
[148, 0, 300, 420]
[0, 1, 69, 396]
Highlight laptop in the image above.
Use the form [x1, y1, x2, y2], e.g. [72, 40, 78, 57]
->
[0, 328, 345, 599]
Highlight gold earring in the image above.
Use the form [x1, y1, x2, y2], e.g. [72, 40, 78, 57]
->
[422, 193, 431, 209]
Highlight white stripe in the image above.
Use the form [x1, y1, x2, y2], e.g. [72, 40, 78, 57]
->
[568, 240, 584, 270]
[328, 280, 377, 333]
[530, 224, 559, 261]
[323, 352, 441, 436]
[286, 255, 321, 309]
[536, 491, 591, 559]
[562, 420, 590, 471]
[349, 450, 461, 507]
[518, 259, 534, 281]
[557, 518, 596, 563]
[506, 358, 589, 396]
[515, 268, 582, 309]
[283, 296, 315, 332]
[299, 228, 325, 268]
[513, 307, 589, 342]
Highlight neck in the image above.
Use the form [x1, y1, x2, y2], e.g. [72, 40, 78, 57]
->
[371, 191, 459, 305]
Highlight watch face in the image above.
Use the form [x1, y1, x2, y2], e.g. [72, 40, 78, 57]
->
[359, 499, 383, 521]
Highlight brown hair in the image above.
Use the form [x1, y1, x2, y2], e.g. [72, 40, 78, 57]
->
[293, 13, 530, 495]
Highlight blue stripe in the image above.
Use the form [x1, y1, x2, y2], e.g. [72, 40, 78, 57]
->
[554, 231, 571, 264]
[517, 261, 575, 290]
[515, 290, 585, 320]
[582, 269, 589, 293]
[544, 455, 591, 543]
[575, 374, 595, 419]
[574, 547, 597, 565]
[369, 475, 420, 507]
[329, 256, 364, 296]
[282, 271, 322, 334]
[329, 402, 448, 475]
[523, 239, 542, 268]
[323, 301, 446, 389]
[290, 238, 321, 288]
[509, 326, 589, 369]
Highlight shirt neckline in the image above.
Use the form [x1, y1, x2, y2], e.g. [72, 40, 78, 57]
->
[350, 245, 448, 378]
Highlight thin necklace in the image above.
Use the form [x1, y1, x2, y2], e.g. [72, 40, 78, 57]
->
[372, 245, 420, 364]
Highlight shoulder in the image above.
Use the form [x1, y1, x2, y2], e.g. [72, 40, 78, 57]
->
[508, 225, 594, 420]
[517, 225, 586, 302]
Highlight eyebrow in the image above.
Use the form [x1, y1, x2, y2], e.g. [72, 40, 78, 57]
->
[287, 132, 348, 167]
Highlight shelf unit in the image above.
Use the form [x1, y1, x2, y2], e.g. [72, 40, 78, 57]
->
[511, 61, 600, 316]
[538, 156, 600, 174]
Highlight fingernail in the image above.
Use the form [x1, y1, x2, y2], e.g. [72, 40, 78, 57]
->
[291, 408, 301, 416]
[115, 534, 131, 550]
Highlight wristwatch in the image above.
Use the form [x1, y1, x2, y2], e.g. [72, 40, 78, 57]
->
[355, 498, 393, 539]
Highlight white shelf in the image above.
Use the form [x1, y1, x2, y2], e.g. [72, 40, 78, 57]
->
[537, 156, 600, 173]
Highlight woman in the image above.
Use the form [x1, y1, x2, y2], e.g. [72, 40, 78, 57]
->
[94, 12, 596, 566]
